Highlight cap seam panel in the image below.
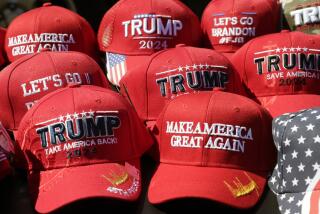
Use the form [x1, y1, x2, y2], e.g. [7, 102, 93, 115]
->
[127, 109, 137, 155]
[34, 7, 42, 47]
[82, 53, 103, 86]
[288, 33, 294, 94]
[243, 39, 254, 86]
[116, 93, 139, 155]
[46, 52, 58, 77]
[183, 47, 195, 69]
[146, 49, 168, 119]
[256, 102, 266, 172]
[66, 8, 83, 49]
[201, 93, 215, 166]
[71, 87, 76, 127]
[159, 97, 173, 160]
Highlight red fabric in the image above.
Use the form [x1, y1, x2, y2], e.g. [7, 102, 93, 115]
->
[15, 85, 153, 213]
[148, 91, 276, 208]
[0, 51, 110, 132]
[221, 52, 234, 61]
[231, 30, 320, 117]
[258, 94, 320, 118]
[5, 4, 99, 62]
[201, 0, 280, 53]
[97, 0, 202, 55]
[120, 45, 247, 124]
[310, 190, 319, 214]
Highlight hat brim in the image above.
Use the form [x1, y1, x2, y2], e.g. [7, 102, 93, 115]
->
[148, 163, 268, 209]
[257, 94, 320, 118]
[276, 190, 320, 214]
[29, 159, 141, 213]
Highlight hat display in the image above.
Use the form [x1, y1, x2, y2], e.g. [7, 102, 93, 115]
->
[15, 85, 153, 213]
[119, 45, 246, 127]
[148, 90, 276, 209]
[5, 3, 99, 62]
[269, 108, 320, 214]
[0, 1, 313, 213]
[97, 0, 202, 86]
[231, 30, 320, 117]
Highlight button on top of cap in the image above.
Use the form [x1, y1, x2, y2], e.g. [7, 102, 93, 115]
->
[67, 82, 81, 88]
[176, 44, 186, 48]
[212, 87, 224, 92]
[39, 48, 51, 52]
[42, 2, 52, 7]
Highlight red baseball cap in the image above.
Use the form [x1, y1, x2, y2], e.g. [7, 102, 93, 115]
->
[15, 85, 153, 213]
[231, 30, 320, 117]
[119, 45, 247, 127]
[0, 27, 8, 68]
[0, 50, 110, 132]
[201, 0, 280, 53]
[97, 0, 202, 86]
[148, 90, 276, 208]
[5, 3, 99, 62]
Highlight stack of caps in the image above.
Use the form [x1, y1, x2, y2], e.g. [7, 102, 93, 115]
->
[0, 0, 307, 213]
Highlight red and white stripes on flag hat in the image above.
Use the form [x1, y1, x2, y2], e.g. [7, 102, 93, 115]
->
[106, 53, 127, 86]
[302, 170, 320, 214]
